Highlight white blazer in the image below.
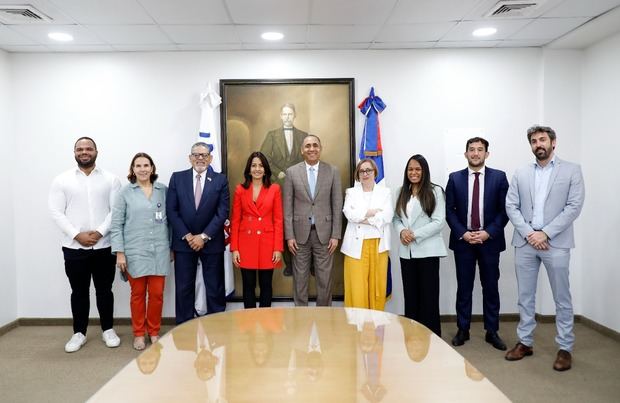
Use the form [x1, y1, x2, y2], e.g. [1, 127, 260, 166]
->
[340, 183, 393, 259]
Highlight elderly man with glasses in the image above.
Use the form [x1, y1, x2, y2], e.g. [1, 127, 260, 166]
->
[167, 142, 230, 324]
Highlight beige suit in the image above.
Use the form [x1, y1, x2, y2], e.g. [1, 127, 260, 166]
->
[283, 161, 343, 306]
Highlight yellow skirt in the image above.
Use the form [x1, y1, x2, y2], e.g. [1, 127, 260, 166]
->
[344, 238, 389, 310]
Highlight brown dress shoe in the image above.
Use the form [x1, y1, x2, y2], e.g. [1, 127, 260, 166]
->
[553, 349, 572, 371]
[505, 342, 533, 361]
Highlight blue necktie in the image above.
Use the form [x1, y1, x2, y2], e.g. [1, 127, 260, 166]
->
[308, 167, 316, 199]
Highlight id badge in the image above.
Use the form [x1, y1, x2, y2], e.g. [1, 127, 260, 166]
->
[155, 203, 164, 223]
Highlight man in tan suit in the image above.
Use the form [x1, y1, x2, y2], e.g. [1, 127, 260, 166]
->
[283, 135, 343, 306]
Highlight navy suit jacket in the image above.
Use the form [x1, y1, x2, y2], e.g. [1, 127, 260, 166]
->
[445, 166, 509, 253]
[166, 167, 230, 254]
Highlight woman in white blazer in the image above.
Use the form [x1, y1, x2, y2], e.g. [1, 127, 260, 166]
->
[341, 159, 393, 310]
[393, 154, 446, 336]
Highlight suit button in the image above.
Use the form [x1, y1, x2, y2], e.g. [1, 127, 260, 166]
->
[257, 230, 262, 235]
[258, 217, 262, 221]
[247, 230, 252, 234]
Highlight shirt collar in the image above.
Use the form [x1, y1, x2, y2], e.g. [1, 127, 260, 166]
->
[74, 165, 100, 176]
[468, 166, 485, 176]
[533, 155, 556, 169]
[305, 161, 319, 171]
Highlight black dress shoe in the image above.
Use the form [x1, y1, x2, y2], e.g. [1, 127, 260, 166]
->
[451, 329, 470, 346]
[485, 331, 507, 351]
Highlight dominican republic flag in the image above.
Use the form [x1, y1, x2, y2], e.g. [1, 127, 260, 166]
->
[358, 87, 392, 299]
[195, 84, 235, 316]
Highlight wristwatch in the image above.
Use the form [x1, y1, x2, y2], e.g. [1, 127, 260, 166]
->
[200, 233, 210, 241]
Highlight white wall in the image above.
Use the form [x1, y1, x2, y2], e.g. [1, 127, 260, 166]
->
[538, 49, 584, 315]
[9, 48, 591, 324]
[0, 49, 16, 327]
[581, 32, 620, 332]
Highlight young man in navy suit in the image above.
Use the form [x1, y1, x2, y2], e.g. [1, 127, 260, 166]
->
[167, 142, 230, 324]
[446, 137, 509, 350]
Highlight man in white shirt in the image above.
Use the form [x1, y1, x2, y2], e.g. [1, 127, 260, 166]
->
[49, 137, 122, 352]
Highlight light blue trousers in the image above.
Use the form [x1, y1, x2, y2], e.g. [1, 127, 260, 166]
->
[515, 244, 574, 352]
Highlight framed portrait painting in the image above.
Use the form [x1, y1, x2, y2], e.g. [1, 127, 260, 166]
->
[220, 78, 355, 300]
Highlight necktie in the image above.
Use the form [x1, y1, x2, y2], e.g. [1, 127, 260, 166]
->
[471, 172, 481, 230]
[308, 167, 316, 199]
[195, 174, 202, 209]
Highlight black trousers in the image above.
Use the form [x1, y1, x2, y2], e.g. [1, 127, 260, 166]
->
[241, 268, 274, 308]
[63, 247, 116, 334]
[400, 257, 441, 337]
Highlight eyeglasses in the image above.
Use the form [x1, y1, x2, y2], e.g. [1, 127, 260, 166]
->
[359, 169, 374, 175]
[191, 153, 210, 159]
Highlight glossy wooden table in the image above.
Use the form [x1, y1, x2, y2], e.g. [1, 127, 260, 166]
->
[89, 307, 509, 402]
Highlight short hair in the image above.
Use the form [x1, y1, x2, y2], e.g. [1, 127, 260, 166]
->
[302, 134, 322, 146]
[354, 158, 378, 182]
[280, 103, 296, 114]
[527, 125, 556, 142]
[74, 137, 97, 150]
[241, 151, 272, 189]
[190, 141, 212, 154]
[465, 137, 489, 152]
[127, 152, 158, 184]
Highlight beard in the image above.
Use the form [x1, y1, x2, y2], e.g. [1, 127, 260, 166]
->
[75, 154, 97, 169]
[534, 146, 552, 161]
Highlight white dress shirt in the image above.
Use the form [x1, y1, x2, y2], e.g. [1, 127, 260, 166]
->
[467, 166, 485, 230]
[284, 128, 293, 155]
[49, 166, 121, 249]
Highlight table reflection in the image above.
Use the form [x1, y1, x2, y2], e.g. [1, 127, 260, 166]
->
[89, 307, 508, 403]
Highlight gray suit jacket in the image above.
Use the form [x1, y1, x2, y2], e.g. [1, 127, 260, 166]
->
[505, 157, 585, 248]
[283, 161, 343, 244]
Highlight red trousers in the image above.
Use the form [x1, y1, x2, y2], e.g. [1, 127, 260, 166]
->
[127, 274, 166, 337]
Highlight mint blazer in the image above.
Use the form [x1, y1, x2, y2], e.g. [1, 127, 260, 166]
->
[393, 185, 447, 259]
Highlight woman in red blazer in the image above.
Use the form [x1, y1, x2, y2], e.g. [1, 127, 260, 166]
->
[230, 151, 284, 308]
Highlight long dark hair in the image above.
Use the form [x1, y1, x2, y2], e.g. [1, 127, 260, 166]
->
[127, 152, 158, 184]
[396, 154, 440, 218]
[241, 151, 272, 189]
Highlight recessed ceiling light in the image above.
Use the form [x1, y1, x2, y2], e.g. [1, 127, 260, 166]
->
[48, 32, 74, 42]
[472, 27, 497, 37]
[261, 32, 284, 41]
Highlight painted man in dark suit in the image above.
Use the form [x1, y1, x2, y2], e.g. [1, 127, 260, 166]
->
[446, 137, 509, 350]
[260, 103, 309, 187]
[283, 135, 343, 306]
[167, 142, 230, 324]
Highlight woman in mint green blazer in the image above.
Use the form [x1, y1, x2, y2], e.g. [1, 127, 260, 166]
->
[393, 154, 446, 336]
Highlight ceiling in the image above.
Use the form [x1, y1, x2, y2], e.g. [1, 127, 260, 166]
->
[1, 0, 620, 53]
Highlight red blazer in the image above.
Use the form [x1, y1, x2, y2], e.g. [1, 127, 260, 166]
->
[230, 183, 284, 269]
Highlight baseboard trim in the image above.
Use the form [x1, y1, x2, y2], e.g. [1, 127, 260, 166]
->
[0, 319, 19, 337]
[3, 313, 618, 341]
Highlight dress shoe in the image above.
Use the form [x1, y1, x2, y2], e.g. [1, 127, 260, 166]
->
[485, 331, 507, 351]
[505, 342, 533, 361]
[553, 349, 572, 371]
[451, 329, 470, 346]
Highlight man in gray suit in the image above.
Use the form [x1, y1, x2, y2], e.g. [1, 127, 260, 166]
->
[505, 125, 585, 371]
[260, 103, 309, 187]
[283, 135, 343, 306]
